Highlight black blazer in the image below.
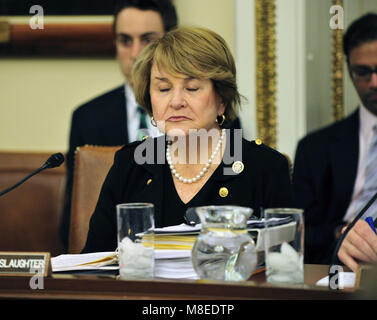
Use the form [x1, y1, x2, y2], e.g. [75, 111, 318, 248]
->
[292, 109, 359, 264]
[82, 131, 295, 253]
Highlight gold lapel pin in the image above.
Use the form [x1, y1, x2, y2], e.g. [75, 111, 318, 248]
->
[219, 187, 229, 198]
[232, 161, 244, 174]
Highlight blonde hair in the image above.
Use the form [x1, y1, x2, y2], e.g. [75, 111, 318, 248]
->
[132, 26, 241, 122]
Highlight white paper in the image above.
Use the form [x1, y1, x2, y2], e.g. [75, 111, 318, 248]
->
[316, 272, 356, 288]
[53, 265, 119, 272]
[155, 255, 198, 279]
[155, 249, 192, 259]
[51, 249, 198, 279]
[154, 223, 201, 234]
[252, 221, 297, 252]
[51, 251, 117, 272]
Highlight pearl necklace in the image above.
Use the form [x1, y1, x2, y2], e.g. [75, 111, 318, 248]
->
[166, 129, 226, 184]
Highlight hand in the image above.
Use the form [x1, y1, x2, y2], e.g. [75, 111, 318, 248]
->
[337, 220, 377, 272]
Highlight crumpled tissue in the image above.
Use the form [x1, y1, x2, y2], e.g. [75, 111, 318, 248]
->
[119, 237, 154, 277]
[266, 241, 303, 283]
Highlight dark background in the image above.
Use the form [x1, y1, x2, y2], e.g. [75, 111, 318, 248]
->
[0, 0, 120, 15]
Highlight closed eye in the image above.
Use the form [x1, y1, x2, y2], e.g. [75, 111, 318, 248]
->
[187, 88, 199, 92]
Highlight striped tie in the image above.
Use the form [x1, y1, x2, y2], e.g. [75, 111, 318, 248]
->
[353, 124, 377, 219]
[137, 106, 148, 140]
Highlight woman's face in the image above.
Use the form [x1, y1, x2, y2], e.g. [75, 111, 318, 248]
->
[149, 63, 225, 136]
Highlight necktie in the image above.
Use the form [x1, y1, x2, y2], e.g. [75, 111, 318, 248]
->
[137, 106, 148, 140]
[353, 124, 377, 219]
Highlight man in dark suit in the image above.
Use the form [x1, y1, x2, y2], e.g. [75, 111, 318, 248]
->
[293, 13, 377, 271]
[60, 0, 178, 250]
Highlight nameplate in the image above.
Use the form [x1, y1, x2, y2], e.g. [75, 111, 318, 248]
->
[0, 252, 51, 277]
[355, 264, 377, 290]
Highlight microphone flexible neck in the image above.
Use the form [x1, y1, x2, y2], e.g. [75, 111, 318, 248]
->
[0, 166, 45, 197]
[0, 153, 64, 197]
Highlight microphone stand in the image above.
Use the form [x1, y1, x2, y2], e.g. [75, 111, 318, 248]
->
[0, 166, 46, 197]
[328, 190, 377, 290]
[0, 153, 64, 197]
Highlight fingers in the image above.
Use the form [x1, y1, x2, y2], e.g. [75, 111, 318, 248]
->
[353, 220, 377, 261]
[343, 235, 374, 262]
[338, 244, 359, 273]
[338, 220, 377, 272]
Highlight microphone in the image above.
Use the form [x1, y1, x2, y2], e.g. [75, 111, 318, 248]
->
[40, 152, 65, 169]
[0, 152, 64, 197]
[328, 189, 377, 290]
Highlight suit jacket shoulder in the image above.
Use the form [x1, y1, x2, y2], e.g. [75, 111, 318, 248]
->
[298, 109, 359, 147]
[73, 85, 125, 117]
[69, 85, 128, 147]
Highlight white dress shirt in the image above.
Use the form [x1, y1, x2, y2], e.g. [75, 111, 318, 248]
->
[344, 104, 377, 222]
[124, 83, 162, 142]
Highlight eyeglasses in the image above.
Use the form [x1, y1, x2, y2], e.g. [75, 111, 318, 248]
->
[351, 66, 377, 82]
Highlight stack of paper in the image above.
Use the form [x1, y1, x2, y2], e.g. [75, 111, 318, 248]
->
[152, 217, 294, 253]
[154, 249, 198, 279]
[51, 250, 198, 279]
[51, 251, 118, 272]
[153, 224, 199, 251]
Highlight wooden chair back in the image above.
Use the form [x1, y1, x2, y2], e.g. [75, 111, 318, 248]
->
[68, 145, 122, 253]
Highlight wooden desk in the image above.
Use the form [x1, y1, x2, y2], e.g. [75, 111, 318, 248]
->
[0, 265, 358, 300]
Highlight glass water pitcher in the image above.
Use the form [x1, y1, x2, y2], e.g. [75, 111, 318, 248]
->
[191, 205, 257, 281]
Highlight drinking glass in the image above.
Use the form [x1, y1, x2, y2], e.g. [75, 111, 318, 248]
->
[117, 203, 154, 279]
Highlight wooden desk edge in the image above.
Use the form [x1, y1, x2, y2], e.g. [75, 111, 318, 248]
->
[0, 264, 358, 300]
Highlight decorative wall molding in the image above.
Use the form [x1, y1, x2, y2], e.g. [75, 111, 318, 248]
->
[255, 0, 277, 149]
[331, 0, 344, 121]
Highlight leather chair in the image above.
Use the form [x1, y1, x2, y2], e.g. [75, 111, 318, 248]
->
[0, 152, 66, 256]
[68, 145, 122, 253]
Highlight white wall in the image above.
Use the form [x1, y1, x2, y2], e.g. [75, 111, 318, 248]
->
[0, 0, 235, 153]
[0, 58, 123, 152]
[175, 0, 234, 53]
[0, 15, 123, 152]
[276, 0, 306, 159]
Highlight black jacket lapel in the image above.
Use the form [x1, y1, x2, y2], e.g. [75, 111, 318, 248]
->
[330, 109, 359, 215]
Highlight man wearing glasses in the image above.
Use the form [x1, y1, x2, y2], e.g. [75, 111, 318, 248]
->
[293, 13, 377, 271]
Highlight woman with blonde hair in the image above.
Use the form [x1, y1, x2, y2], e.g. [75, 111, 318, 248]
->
[83, 26, 294, 253]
